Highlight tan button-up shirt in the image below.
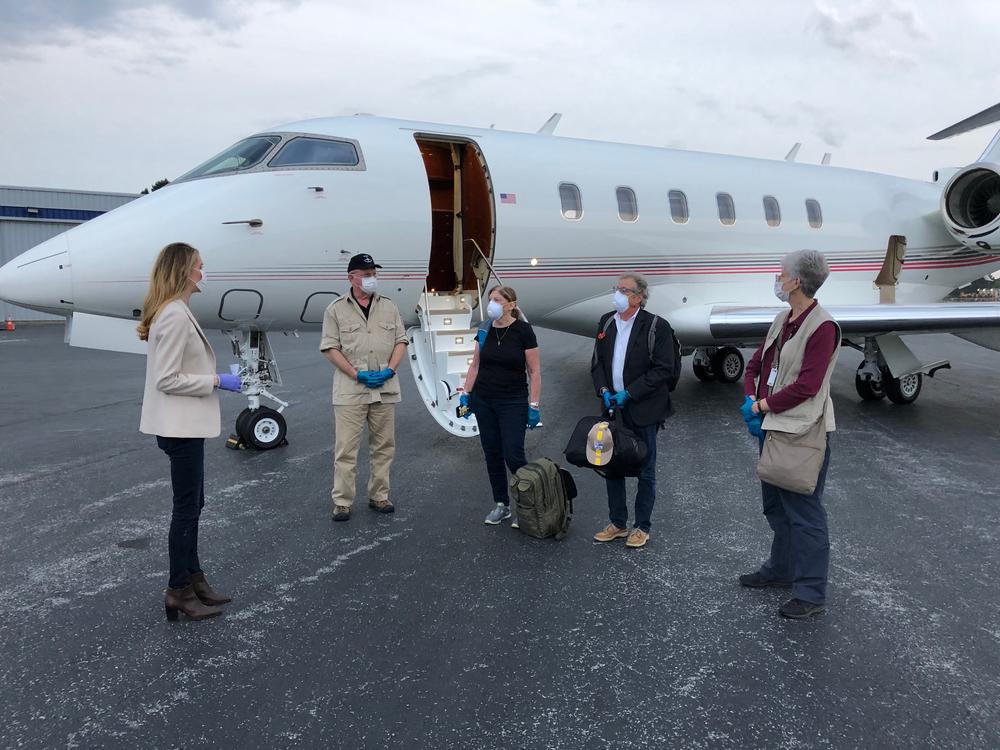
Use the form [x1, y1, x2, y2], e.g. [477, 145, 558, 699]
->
[320, 290, 408, 405]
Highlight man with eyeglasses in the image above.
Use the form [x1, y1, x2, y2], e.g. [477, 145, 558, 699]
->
[320, 253, 408, 522]
[590, 273, 677, 548]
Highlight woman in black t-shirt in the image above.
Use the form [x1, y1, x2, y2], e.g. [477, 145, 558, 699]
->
[458, 285, 541, 527]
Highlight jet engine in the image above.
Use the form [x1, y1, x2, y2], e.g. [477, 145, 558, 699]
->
[940, 162, 1000, 250]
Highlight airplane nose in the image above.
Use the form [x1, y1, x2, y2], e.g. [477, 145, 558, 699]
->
[0, 234, 73, 316]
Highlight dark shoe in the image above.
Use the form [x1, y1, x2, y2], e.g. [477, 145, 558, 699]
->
[164, 584, 223, 621]
[188, 571, 232, 606]
[369, 498, 395, 514]
[779, 598, 826, 619]
[739, 571, 793, 589]
[332, 505, 351, 522]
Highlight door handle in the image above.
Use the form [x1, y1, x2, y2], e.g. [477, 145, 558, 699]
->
[222, 219, 263, 228]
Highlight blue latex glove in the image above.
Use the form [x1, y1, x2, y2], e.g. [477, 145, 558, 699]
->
[475, 328, 488, 346]
[356, 370, 376, 387]
[747, 415, 763, 437]
[740, 395, 756, 423]
[375, 367, 395, 382]
[527, 407, 541, 429]
[602, 391, 613, 411]
[217, 373, 241, 392]
[366, 373, 387, 389]
[459, 393, 471, 419]
[611, 390, 630, 409]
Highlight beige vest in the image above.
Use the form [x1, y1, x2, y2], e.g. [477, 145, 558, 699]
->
[759, 303, 841, 434]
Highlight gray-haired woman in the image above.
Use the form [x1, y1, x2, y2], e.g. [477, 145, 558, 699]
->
[739, 249, 841, 619]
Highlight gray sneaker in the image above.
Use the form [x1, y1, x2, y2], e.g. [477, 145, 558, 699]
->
[484, 503, 511, 525]
[511, 513, 519, 529]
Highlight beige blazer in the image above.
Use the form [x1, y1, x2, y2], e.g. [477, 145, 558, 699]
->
[139, 299, 221, 438]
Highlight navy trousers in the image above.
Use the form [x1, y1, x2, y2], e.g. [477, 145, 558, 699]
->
[757, 434, 832, 604]
[156, 436, 206, 589]
[605, 414, 659, 533]
[471, 393, 528, 505]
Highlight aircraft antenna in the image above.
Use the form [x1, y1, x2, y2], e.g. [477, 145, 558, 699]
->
[537, 113, 562, 135]
[784, 143, 801, 162]
[821, 153, 832, 165]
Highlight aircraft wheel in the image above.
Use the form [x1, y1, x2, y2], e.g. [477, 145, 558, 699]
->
[692, 360, 715, 382]
[711, 347, 745, 384]
[235, 407, 254, 439]
[854, 363, 886, 401]
[883, 370, 922, 405]
[241, 407, 288, 449]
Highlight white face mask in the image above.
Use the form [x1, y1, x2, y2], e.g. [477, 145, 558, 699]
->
[774, 279, 790, 303]
[487, 299, 504, 320]
[194, 268, 206, 293]
[361, 276, 378, 294]
[613, 290, 630, 313]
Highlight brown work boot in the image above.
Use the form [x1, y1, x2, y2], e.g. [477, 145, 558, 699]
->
[188, 571, 232, 606]
[626, 529, 649, 548]
[593, 524, 629, 543]
[369, 498, 395, 514]
[332, 505, 351, 522]
[164, 584, 222, 622]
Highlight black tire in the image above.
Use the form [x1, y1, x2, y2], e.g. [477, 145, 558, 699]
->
[884, 369, 922, 405]
[854, 363, 886, 401]
[235, 408, 254, 441]
[692, 360, 715, 382]
[244, 407, 288, 449]
[711, 346, 745, 384]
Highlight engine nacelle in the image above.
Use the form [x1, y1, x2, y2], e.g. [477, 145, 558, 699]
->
[941, 162, 1000, 251]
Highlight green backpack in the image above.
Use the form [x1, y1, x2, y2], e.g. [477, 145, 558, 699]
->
[510, 458, 577, 540]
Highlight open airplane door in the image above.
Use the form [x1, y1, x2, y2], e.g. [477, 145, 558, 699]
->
[406, 136, 496, 437]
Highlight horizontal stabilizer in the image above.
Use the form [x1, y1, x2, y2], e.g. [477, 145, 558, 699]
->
[928, 101, 1000, 140]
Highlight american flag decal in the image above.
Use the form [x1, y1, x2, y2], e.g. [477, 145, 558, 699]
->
[500, 193, 517, 204]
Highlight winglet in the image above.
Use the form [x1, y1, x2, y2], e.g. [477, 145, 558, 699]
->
[928, 101, 1000, 140]
[537, 113, 562, 135]
[784, 143, 801, 162]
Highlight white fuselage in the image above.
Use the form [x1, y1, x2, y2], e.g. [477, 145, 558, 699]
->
[4, 116, 997, 345]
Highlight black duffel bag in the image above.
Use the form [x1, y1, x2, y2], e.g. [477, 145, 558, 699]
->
[564, 410, 647, 478]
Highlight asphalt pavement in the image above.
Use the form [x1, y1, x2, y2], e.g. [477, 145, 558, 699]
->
[1, 323, 999, 749]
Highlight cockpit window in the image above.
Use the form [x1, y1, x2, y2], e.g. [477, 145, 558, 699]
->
[177, 136, 281, 181]
[269, 137, 359, 167]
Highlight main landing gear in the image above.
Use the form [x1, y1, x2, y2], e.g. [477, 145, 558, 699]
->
[692, 346, 746, 384]
[850, 335, 945, 406]
[225, 329, 289, 450]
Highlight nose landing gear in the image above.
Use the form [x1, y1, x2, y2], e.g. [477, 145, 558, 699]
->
[224, 329, 289, 451]
[692, 346, 746, 384]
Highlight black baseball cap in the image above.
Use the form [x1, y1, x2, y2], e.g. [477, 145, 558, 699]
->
[348, 253, 382, 272]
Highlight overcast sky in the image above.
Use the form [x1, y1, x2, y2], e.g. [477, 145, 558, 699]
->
[2, 0, 999, 194]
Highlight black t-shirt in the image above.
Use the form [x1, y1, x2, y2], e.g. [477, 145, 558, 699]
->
[472, 319, 538, 399]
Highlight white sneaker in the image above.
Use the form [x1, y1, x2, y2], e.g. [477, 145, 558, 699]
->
[484, 503, 511, 525]
[511, 514, 519, 529]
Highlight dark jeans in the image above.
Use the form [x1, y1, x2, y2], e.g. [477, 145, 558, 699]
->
[606, 412, 659, 533]
[471, 393, 528, 505]
[156, 436, 206, 589]
[757, 433, 832, 604]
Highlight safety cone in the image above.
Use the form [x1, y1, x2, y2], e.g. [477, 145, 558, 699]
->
[4, 316, 13, 332]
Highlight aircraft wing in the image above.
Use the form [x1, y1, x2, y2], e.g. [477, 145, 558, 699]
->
[708, 302, 1000, 343]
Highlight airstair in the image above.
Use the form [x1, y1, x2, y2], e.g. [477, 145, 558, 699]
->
[407, 290, 482, 437]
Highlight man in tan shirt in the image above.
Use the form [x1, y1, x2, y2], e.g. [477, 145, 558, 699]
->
[320, 253, 409, 521]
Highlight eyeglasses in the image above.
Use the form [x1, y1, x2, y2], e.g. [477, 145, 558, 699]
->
[612, 286, 639, 296]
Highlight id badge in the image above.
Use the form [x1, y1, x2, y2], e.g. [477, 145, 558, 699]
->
[766, 367, 778, 387]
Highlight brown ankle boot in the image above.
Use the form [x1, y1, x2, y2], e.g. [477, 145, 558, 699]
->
[164, 584, 223, 621]
[188, 571, 233, 606]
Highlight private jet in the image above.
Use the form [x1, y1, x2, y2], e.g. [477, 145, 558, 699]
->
[2, 105, 1000, 445]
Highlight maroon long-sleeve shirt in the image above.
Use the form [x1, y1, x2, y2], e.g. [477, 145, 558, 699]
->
[744, 301, 838, 414]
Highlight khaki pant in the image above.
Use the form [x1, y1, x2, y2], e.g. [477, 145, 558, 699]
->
[331, 402, 396, 508]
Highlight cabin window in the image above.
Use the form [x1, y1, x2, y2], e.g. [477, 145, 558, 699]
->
[668, 190, 689, 224]
[559, 183, 583, 220]
[717, 193, 736, 225]
[616, 187, 638, 222]
[177, 136, 281, 181]
[806, 199, 823, 228]
[763, 196, 781, 227]
[269, 137, 360, 167]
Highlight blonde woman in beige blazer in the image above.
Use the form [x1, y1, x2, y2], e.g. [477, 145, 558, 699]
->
[138, 243, 242, 622]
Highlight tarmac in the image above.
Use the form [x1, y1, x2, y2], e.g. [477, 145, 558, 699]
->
[1, 323, 999, 749]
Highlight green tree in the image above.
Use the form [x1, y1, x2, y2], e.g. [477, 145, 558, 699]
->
[140, 178, 170, 195]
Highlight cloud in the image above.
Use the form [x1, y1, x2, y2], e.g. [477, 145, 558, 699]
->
[810, 0, 928, 65]
[417, 62, 514, 92]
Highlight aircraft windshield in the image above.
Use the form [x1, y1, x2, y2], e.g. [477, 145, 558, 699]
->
[177, 136, 281, 181]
